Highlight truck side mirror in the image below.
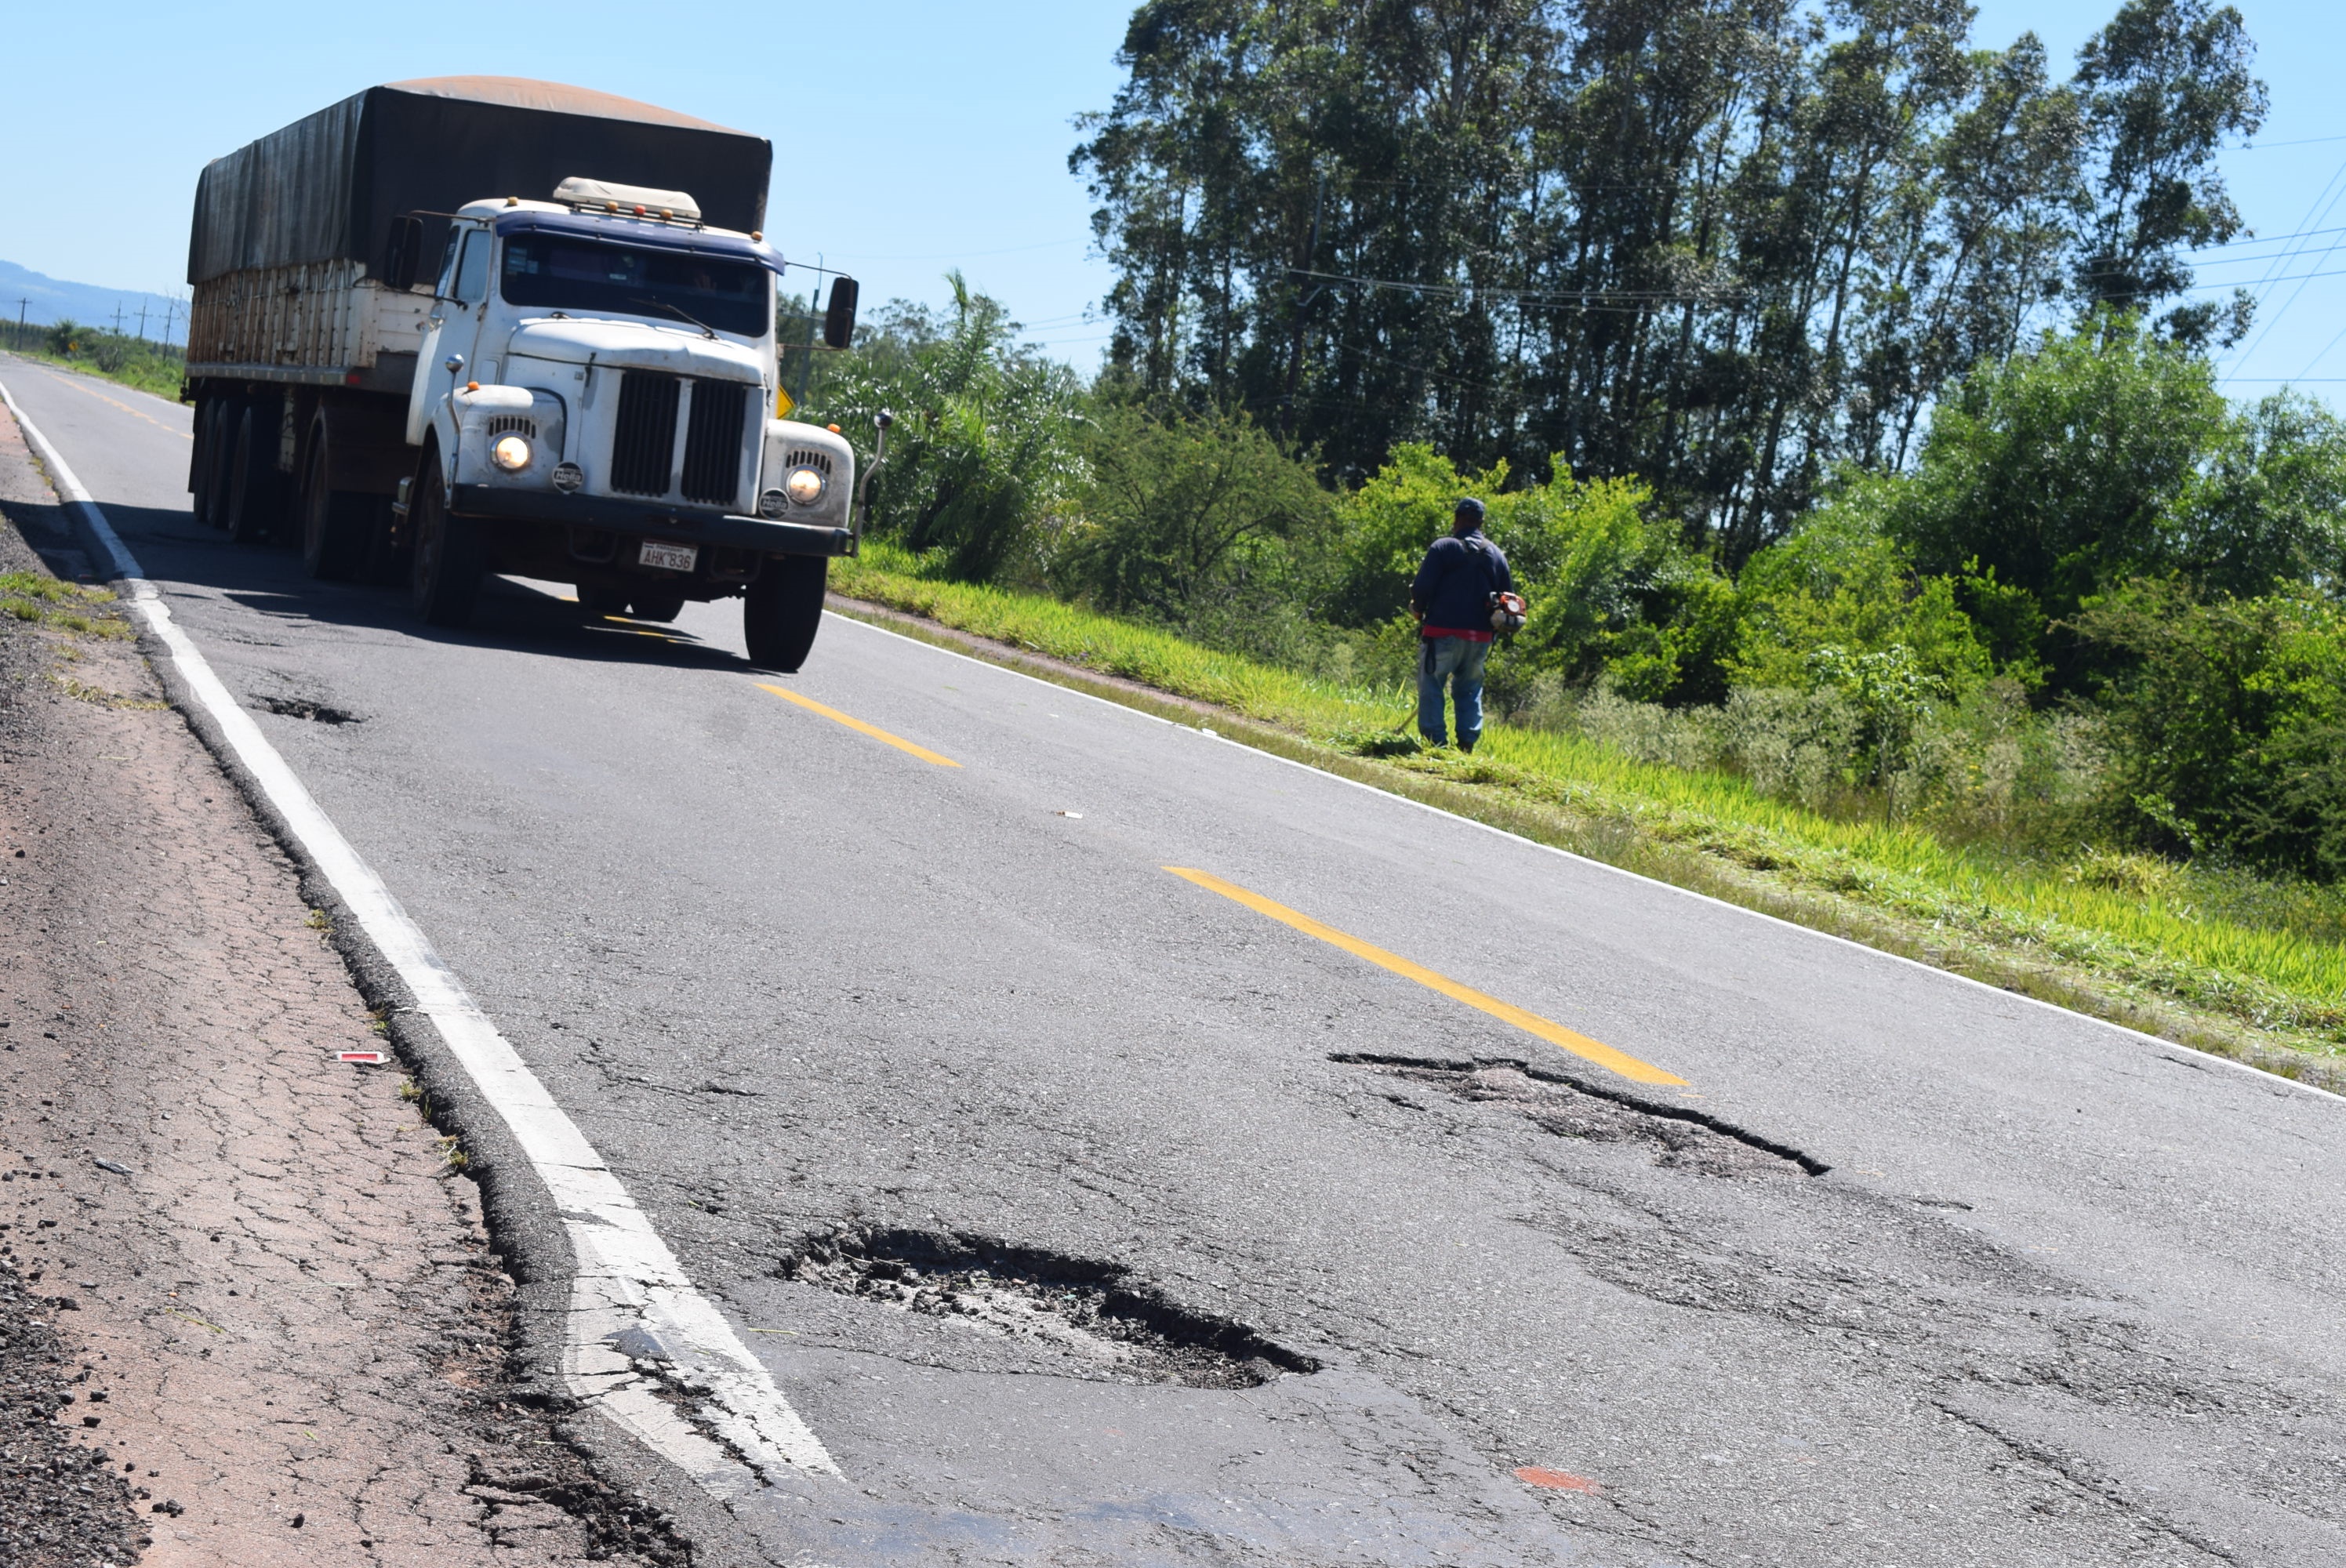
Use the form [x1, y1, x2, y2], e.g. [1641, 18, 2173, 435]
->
[823, 277, 859, 350]
[382, 216, 426, 291]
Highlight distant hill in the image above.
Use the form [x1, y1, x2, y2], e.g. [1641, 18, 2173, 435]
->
[0, 260, 187, 344]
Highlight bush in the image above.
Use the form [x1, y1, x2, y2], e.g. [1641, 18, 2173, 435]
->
[1328, 442, 1724, 703]
[1732, 487, 1995, 702]
[2076, 579, 2346, 879]
[815, 274, 1086, 583]
[1873, 314, 2346, 694]
[1056, 403, 1331, 622]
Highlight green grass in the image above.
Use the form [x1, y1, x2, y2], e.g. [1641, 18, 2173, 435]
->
[833, 540, 2346, 1076]
[5, 341, 185, 402]
[0, 572, 131, 638]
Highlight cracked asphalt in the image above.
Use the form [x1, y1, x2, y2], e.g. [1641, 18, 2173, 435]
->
[7, 354, 2346, 1566]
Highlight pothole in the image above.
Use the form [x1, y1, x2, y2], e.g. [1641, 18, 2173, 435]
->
[1335, 1054, 1825, 1177]
[778, 1229, 1320, 1388]
[252, 695, 361, 724]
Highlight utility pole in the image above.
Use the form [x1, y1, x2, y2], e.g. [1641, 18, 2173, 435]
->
[13, 298, 24, 352]
[137, 302, 149, 342]
[112, 302, 125, 336]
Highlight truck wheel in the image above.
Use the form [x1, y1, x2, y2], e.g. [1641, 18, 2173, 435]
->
[188, 398, 214, 522]
[224, 405, 285, 545]
[195, 399, 238, 530]
[297, 436, 371, 580]
[743, 555, 826, 671]
[627, 594, 685, 623]
[409, 466, 483, 626]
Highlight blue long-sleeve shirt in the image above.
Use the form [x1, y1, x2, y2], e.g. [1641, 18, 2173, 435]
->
[1412, 531, 1513, 640]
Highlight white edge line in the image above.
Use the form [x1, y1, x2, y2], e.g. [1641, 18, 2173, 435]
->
[0, 374, 844, 1491]
[823, 608, 2346, 1108]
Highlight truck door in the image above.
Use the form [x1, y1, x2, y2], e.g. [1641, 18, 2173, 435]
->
[407, 223, 494, 448]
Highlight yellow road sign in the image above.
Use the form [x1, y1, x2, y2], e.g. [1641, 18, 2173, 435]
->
[774, 385, 796, 419]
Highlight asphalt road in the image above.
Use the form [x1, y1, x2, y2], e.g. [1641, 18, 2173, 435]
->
[9, 354, 2346, 1567]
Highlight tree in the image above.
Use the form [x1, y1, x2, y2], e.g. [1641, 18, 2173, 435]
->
[1073, 0, 2246, 563]
[1887, 313, 2227, 690]
[2072, 0, 2265, 345]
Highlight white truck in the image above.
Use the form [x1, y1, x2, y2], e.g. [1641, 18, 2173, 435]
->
[183, 76, 873, 670]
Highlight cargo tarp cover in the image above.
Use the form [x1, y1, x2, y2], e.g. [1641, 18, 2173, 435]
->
[188, 78, 772, 285]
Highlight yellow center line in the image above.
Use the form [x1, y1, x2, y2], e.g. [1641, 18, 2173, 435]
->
[32, 364, 193, 441]
[757, 683, 961, 767]
[1164, 867, 1687, 1087]
[593, 617, 692, 643]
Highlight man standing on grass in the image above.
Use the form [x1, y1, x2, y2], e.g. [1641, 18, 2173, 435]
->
[1411, 497, 1513, 753]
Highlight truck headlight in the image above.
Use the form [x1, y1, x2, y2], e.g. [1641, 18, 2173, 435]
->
[491, 434, 533, 472]
[784, 466, 826, 506]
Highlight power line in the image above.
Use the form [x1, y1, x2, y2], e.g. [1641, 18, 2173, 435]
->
[1291, 264, 1736, 308]
[2233, 133, 2346, 151]
[2223, 147, 2346, 378]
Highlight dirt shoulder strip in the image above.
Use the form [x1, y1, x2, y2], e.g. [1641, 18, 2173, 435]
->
[0, 408, 682, 1567]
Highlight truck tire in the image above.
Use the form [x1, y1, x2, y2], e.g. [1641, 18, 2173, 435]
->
[409, 465, 483, 626]
[187, 398, 214, 523]
[743, 555, 826, 671]
[224, 405, 285, 545]
[194, 398, 238, 530]
[297, 431, 372, 580]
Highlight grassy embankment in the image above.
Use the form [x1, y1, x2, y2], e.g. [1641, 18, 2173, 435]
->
[830, 539, 2346, 1085]
[2, 326, 184, 401]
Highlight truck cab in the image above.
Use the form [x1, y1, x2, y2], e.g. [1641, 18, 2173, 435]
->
[398, 181, 855, 668]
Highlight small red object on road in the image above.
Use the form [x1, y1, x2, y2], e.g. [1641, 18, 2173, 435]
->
[339, 1051, 390, 1065]
[1514, 1466, 1602, 1494]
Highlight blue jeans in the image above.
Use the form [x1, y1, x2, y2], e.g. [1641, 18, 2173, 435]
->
[1417, 636, 1491, 748]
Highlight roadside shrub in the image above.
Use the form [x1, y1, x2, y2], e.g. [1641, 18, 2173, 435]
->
[1056, 403, 1331, 622]
[1730, 488, 1994, 700]
[816, 273, 1087, 583]
[2076, 579, 2346, 879]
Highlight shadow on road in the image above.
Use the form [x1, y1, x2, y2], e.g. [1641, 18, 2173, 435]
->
[92, 499, 779, 676]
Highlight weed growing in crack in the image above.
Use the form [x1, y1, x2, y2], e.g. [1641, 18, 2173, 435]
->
[52, 676, 165, 710]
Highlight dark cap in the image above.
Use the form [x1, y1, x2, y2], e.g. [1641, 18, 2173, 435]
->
[1453, 497, 1486, 530]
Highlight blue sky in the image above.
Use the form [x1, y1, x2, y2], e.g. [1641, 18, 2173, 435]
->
[0, 1, 2338, 392]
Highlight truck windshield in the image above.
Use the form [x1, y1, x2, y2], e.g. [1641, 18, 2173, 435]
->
[499, 235, 770, 337]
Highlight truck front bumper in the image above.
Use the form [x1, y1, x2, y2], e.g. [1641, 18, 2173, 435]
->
[448, 485, 854, 557]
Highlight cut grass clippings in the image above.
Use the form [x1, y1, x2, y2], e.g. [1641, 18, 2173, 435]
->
[830, 541, 2346, 1088]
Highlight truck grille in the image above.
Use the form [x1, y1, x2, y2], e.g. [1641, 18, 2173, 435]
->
[681, 381, 748, 506]
[610, 372, 681, 497]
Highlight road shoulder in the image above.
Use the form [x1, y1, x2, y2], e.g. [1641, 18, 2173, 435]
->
[0, 408, 682, 1566]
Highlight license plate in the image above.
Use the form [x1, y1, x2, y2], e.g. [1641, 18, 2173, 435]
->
[638, 539, 698, 572]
